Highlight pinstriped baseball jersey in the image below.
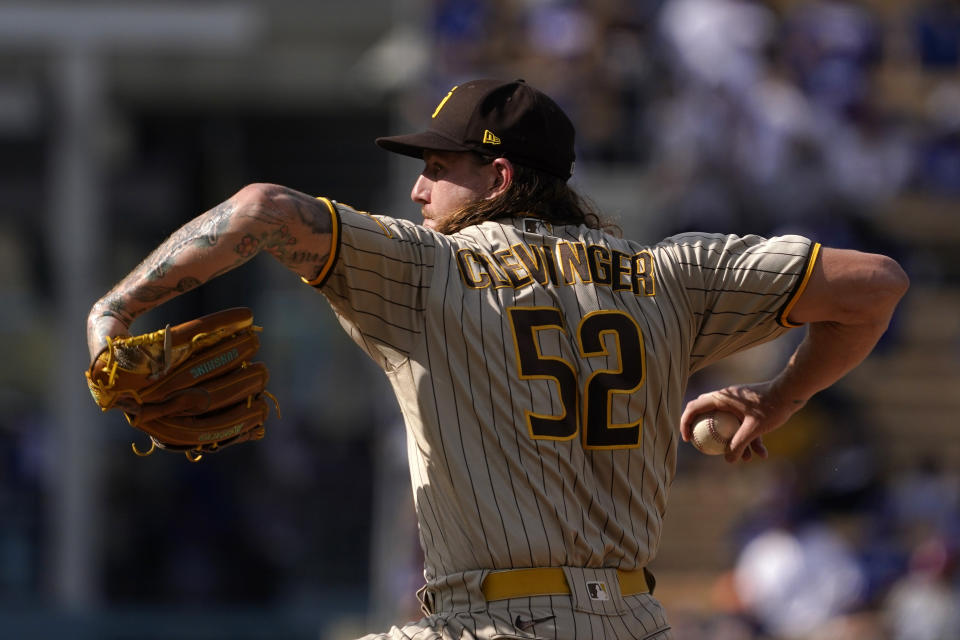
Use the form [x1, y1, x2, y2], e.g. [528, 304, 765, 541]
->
[309, 198, 818, 601]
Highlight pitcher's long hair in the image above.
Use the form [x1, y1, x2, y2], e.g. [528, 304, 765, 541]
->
[436, 155, 621, 236]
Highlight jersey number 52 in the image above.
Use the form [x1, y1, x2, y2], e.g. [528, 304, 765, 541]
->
[507, 307, 646, 449]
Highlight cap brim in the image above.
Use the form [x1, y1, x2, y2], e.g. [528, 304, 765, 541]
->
[375, 130, 472, 159]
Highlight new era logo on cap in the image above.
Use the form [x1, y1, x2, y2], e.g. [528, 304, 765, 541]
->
[375, 79, 576, 180]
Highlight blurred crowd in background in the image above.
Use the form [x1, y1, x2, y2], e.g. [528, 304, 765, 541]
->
[1, 0, 959, 638]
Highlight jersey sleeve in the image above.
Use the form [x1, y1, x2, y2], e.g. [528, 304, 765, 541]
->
[656, 233, 820, 374]
[303, 198, 437, 367]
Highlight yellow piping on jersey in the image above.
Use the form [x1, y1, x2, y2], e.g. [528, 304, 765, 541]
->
[778, 242, 821, 328]
[301, 197, 340, 287]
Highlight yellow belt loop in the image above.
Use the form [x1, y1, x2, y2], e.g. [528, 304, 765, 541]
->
[617, 568, 650, 595]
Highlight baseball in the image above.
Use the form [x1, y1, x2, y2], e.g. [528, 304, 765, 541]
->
[690, 411, 740, 455]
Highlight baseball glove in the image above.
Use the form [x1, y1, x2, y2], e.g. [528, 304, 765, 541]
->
[85, 307, 279, 462]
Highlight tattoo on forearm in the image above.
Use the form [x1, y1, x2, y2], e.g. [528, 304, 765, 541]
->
[128, 278, 201, 303]
[239, 192, 332, 270]
[90, 187, 333, 329]
[236, 234, 260, 258]
[234, 222, 294, 258]
[142, 202, 236, 279]
[285, 250, 324, 265]
[294, 198, 333, 235]
[98, 299, 134, 325]
[149, 257, 172, 280]
[269, 190, 333, 235]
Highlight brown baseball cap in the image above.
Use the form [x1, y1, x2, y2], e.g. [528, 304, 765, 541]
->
[376, 79, 576, 180]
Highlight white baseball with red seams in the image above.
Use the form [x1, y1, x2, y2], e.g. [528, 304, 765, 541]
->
[691, 411, 741, 455]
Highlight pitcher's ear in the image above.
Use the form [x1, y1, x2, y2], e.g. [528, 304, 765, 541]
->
[489, 157, 514, 198]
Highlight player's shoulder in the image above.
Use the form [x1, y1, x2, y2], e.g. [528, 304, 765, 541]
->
[452, 217, 549, 249]
[654, 231, 812, 255]
[656, 231, 751, 251]
[330, 199, 412, 230]
[652, 232, 817, 280]
[462, 217, 637, 247]
[330, 199, 443, 245]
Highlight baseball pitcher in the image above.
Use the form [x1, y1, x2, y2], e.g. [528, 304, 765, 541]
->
[86, 79, 908, 639]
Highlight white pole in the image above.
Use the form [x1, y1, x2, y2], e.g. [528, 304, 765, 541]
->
[0, 3, 262, 609]
[47, 44, 105, 608]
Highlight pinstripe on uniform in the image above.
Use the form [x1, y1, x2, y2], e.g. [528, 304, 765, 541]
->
[310, 198, 819, 640]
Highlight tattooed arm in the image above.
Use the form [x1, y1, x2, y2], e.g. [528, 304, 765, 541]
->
[86, 183, 333, 361]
